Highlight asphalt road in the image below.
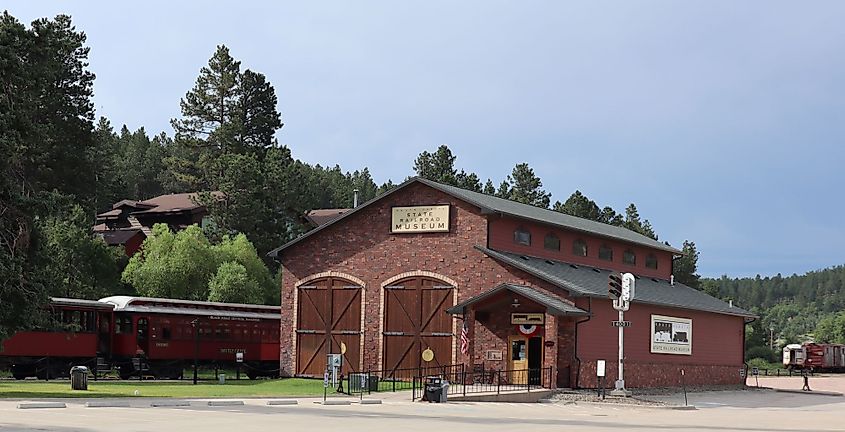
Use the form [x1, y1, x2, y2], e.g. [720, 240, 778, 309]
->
[1, 389, 844, 432]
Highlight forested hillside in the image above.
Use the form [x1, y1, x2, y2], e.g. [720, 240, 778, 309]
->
[701, 267, 845, 360]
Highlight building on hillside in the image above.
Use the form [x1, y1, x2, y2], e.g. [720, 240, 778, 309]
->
[303, 208, 350, 228]
[269, 177, 754, 388]
[93, 192, 222, 256]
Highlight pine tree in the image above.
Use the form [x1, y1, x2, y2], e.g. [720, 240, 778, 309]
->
[506, 163, 551, 208]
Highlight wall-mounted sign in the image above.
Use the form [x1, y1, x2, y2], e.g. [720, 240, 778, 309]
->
[391, 205, 450, 234]
[511, 313, 544, 325]
[596, 360, 606, 377]
[485, 350, 503, 361]
[650, 314, 692, 355]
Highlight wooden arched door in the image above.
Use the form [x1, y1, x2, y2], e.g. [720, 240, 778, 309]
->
[383, 277, 455, 374]
[296, 277, 362, 376]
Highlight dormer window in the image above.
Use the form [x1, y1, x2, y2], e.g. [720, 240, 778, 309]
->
[544, 233, 560, 251]
[623, 249, 636, 265]
[514, 227, 531, 246]
[572, 239, 587, 257]
[646, 253, 658, 269]
[599, 244, 613, 261]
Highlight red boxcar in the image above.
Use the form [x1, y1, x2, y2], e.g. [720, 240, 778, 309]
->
[783, 342, 845, 372]
[0, 298, 114, 379]
[100, 296, 281, 379]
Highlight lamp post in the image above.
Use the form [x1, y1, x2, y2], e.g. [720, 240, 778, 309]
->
[191, 319, 199, 385]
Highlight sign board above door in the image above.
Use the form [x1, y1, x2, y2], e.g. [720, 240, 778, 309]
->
[511, 313, 544, 325]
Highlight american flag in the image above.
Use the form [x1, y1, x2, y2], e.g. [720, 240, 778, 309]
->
[460, 322, 469, 355]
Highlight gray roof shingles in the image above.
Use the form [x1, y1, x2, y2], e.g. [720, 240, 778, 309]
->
[269, 177, 681, 257]
[477, 246, 755, 319]
[447, 283, 588, 316]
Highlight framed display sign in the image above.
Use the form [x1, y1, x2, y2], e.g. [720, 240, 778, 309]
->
[650, 314, 692, 355]
[390, 205, 450, 233]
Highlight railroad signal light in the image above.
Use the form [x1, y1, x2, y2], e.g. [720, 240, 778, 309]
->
[608, 274, 623, 300]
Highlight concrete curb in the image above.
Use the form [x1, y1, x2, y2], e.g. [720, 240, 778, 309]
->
[774, 389, 843, 397]
[359, 399, 382, 405]
[315, 400, 352, 406]
[86, 401, 132, 408]
[150, 400, 191, 407]
[267, 400, 298, 405]
[568, 401, 697, 410]
[208, 400, 245, 407]
[17, 402, 67, 409]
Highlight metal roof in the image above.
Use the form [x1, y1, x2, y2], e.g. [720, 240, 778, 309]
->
[446, 283, 588, 316]
[99, 296, 280, 312]
[476, 246, 756, 319]
[110, 304, 281, 320]
[50, 297, 116, 310]
[268, 177, 681, 258]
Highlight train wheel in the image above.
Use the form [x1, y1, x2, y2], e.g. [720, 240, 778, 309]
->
[118, 366, 133, 380]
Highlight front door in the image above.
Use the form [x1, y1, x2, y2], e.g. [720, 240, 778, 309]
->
[509, 335, 543, 385]
[509, 336, 528, 384]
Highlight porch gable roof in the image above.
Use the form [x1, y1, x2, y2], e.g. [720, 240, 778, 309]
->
[446, 283, 588, 317]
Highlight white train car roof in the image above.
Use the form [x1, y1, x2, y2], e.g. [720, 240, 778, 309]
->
[99, 296, 281, 320]
[51, 297, 116, 310]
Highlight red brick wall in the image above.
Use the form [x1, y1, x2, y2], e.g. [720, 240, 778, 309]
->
[278, 182, 578, 379]
[573, 297, 746, 387]
[488, 216, 673, 279]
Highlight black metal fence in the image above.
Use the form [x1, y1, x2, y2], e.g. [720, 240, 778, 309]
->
[345, 364, 464, 395]
[752, 368, 814, 377]
[411, 367, 553, 401]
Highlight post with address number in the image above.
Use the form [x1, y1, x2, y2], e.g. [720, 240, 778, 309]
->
[608, 273, 635, 397]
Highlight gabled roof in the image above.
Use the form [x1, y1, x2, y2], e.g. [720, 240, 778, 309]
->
[97, 229, 145, 246]
[446, 283, 588, 316]
[268, 177, 681, 257]
[476, 246, 755, 319]
[131, 192, 223, 215]
[305, 208, 350, 226]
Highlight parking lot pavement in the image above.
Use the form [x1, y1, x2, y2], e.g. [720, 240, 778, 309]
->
[1, 391, 844, 432]
[747, 374, 845, 394]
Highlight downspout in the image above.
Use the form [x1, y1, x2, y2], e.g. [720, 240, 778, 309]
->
[573, 296, 592, 389]
[742, 316, 755, 385]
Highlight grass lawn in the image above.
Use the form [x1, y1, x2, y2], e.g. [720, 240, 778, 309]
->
[0, 378, 329, 399]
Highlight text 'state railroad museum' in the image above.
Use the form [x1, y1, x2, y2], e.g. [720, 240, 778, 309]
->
[270, 177, 754, 388]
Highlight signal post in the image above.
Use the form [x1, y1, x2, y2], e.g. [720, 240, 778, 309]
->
[608, 272, 635, 397]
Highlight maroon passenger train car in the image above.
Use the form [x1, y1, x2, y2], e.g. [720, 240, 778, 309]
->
[783, 342, 845, 372]
[0, 298, 114, 379]
[102, 296, 281, 379]
[0, 296, 281, 380]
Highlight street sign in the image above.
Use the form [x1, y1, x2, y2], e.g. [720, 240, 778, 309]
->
[611, 320, 631, 328]
[752, 367, 759, 376]
[324, 370, 329, 388]
[597, 360, 606, 377]
[235, 352, 243, 363]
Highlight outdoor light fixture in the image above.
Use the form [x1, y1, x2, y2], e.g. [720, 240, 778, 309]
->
[512, 298, 520, 308]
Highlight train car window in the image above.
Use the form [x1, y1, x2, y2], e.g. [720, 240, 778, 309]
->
[136, 318, 148, 341]
[224, 328, 231, 339]
[215, 328, 222, 339]
[162, 327, 171, 340]
[83, 311, 96, 332]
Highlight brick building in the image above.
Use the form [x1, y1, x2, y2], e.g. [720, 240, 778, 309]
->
[269, 177, 754, 388]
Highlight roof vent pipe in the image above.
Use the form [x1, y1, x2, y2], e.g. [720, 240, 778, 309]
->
[353, 189, 360, 208]
[729, 300, 733, 308]
[670, 274, 674, 286]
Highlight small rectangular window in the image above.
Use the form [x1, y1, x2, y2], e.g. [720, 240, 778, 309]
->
[544, 234, 560, 251]
[646, 254, 658, 269]
[162, 327, 171, 340]
[514, 228, 531, 246]
[599, 245, 613, 261]
[623, 250, 636, 265]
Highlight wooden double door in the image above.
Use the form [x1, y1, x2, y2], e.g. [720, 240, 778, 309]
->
[296, 277, 362, 376]
[383, 277, 455, 374]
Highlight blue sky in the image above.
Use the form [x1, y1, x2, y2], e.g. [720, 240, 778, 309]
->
[7, 2, 845, 278]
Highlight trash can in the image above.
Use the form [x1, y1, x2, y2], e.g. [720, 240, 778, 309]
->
[368, 375, 380, 392]
[424, 376, 446, 403]
[219, 373, 226, 385]
[70, 366, 88, 391]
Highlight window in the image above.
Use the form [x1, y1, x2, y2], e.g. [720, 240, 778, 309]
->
[572, 239, 587, 257]
[543, 233, 560, 251]
[646, 253, 658, 269]
[162, 327, 172, 340]
[623, 249, 636, 265]
[599, 244, 613, 261]
[514, 227, 531, 246]
[115, 316, 132, 334]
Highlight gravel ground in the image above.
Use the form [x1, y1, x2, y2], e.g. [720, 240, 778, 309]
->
[549, 384, 762, 406]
